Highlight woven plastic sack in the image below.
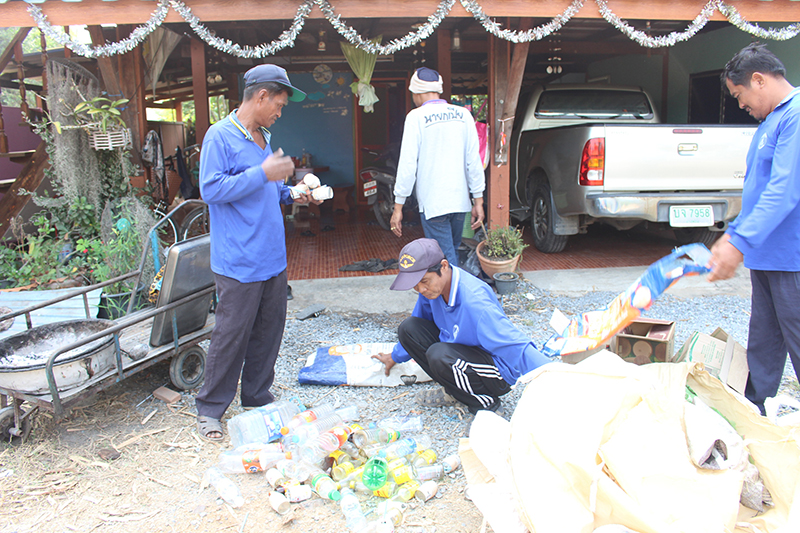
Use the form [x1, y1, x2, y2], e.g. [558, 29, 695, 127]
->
[508, 352, 800, 533]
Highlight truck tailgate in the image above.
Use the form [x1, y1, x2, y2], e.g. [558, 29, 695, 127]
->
[603, 125, 754, 192]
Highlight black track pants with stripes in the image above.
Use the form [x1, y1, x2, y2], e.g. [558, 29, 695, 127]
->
[398, 316, 511, 412]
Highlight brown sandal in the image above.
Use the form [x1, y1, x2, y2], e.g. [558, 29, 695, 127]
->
[197, 415, 223, 442]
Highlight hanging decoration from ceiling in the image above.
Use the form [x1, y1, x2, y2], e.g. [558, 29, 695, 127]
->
[460, 0, 584, 43]
[26, 0, 170, 58]
[170, 0, 313, 57]
[26, 0, 800, 59]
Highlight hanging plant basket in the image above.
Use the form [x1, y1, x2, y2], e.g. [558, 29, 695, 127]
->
[87, 128, 132, 151]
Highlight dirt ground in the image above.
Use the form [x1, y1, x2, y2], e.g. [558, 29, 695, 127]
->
[0, 360, 487, 533]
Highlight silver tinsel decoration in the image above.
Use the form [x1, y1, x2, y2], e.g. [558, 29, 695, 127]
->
[318, 0, 454, 55]
[597, 0, 717, 48]
[27, 0, 170, 58]
[170, 0, 312, 58]
[461, 0, 584, 43]
[25, 0, 800, 60]
[718, 2, 800, 41]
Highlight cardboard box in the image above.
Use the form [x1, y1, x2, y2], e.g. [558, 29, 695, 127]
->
[611, 318, 676, 365]
[675, 328, 749, 394]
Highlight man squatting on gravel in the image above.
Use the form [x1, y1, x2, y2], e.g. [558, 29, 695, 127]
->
[372, 238, 552, 415]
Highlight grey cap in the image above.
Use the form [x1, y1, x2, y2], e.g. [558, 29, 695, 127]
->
[243, 64, 306, 102]
[390, 238, 445, 291]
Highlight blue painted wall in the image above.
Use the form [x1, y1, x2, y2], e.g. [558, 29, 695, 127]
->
[268, 71, 355, 187]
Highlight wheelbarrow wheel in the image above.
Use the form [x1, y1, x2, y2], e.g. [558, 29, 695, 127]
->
[170, 346, 206, 391]
[0, 405, 32, 445]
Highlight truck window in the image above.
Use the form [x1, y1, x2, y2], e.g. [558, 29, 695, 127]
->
[535, 90, 653, 120]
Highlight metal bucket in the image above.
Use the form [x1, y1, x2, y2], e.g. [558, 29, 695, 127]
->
[0, 319, 116, 394]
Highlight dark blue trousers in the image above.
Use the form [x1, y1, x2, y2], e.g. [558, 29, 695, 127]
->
[745, 270, 800, 415]
[195, 270, 287, 420]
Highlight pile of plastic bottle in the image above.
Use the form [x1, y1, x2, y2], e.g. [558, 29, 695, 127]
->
[202, 398, 462, 532]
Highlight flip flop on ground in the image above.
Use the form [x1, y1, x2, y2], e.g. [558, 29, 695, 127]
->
[197, 415, 223, 442]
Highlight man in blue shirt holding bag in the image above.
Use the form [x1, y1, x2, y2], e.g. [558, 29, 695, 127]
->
[710, 43, 800, 415]
[194, 64, 318, 441]
[373, 238, 550, 415]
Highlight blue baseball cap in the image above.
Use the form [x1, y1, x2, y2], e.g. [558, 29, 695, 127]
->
[390, 238, 446, 291]
[243, 64, 306, 102]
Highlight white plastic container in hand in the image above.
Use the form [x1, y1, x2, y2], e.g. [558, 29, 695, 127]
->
[227, 398, 303, 448]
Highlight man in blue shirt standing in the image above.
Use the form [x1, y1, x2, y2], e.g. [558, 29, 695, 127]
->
[372, 238, 550, 415]
[710, 43, 800, 415]
[194, 64, 317, 441]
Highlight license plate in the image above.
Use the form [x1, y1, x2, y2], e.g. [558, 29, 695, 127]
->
[669, 205, 714, 227]
[363, 180, 377, 197]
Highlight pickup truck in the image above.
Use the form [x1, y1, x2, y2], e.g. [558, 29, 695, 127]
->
[509, 84, 755, 253]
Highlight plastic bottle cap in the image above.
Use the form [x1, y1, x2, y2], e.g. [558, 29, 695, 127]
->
[280, 427, 290, 435]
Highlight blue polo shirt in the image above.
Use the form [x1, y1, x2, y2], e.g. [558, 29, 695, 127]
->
[391, 267, 550, 385]
[199, 111, 294, 283]
[728, 89, 800, 271]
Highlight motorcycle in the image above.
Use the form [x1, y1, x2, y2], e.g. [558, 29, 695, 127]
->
[359, 143, 418, 231]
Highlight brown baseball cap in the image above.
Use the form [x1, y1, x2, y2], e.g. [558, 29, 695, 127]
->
[390, 238, 445, 291]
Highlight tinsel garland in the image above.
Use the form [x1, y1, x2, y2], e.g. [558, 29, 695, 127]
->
[318, 0, 455, 55]
[596, 0, 717, 48]
[461, 0, 585, 43]
[170, 0, 313, 58]
[718, 2, 800, 41]
[26, 0, 800, 59]
[27, 0, 170, 58]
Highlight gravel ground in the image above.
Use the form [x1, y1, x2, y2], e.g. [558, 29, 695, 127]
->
[252, 274, 799, 462]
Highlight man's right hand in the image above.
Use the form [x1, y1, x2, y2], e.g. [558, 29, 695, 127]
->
[262, 148, 295, 182]
[390, 204, 404, 238]
[371, 352, 396, 376]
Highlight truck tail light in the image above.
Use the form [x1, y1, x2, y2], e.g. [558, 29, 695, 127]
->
[579, 138, 605, 186]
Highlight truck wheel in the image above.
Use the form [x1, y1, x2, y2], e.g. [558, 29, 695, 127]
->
[674, 227, 720, 248]
[531, 183, 568, 253]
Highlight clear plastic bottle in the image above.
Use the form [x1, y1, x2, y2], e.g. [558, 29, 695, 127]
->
[361, 455, 389, 491]
[331, 459, 360, 481]
[374, 500, 406, 525]
[379, 435, 432, 460]
[414, 463, 444, 481]
[340, 487, 370, 532]
[299, 425, 353, 463]
[276, 459, 317, 483]
[377, 414, 423, 434]
[373, 480, 397, 499]
[353, 427, 400, 448]
[287, 412, 344, 445]
[280, 402, 336, 436]
[442, 453, 461, 473]
[204, 467, 244, 508]
[217, 446, 291, 474]
[227, 398, 304, 447]
[311, 471, 342, 501]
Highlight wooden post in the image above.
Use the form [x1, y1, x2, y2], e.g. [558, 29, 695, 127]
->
[40, 29, 48, 96]
[436, 29, 452, 102]
[14, 41, 29, 122]
[191, 38, 209, 144]
[115, 26, 147, 165]
[486, 33, 510, 229]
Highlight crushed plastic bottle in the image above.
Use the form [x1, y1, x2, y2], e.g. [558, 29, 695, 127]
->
[204, 467, 244, 508]
[379, 435, 432, 460]
[299, 425, 353, 463]
[377, 414, 423, 434]
[227, 398, 304, 447]
[217, 446, 291, 474]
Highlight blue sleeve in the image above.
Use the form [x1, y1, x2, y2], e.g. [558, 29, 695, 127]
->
[730, 111, 800, 253]
[391, 295, 434, 363]
[279, 183, 294, 205]
[199, 135, 268, 204]
[475, 305, 550, 375]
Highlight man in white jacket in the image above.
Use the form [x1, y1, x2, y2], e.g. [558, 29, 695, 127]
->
[390, 67, 485, 267]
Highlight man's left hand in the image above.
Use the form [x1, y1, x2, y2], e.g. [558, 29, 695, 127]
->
[708, 234, 743, 282]
[470, 198, 485, 230]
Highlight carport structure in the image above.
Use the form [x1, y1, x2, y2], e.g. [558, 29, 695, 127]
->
[1, 0, 800, 232]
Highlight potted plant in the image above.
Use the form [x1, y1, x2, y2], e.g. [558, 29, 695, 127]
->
[72, 95, 132, 151]
[476, 224, 528, 278]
